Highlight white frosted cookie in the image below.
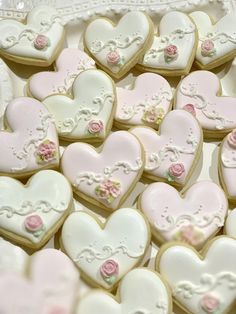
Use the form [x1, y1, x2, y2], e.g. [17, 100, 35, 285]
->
[115, 73, 173, 129]
[61, 131, 144, 211]
[0, 6, 65, 66]
[190, 11, 236, 70]
[130, 110, 202, 187]
[175, 70, 236, 139]
[0, 170, 72, 249]
[76, 268, 172, 314]
[137, 11, 197, 76]
[43, 69, 116, 142]
[84, 11, 154, 79]
[139, 181, 228, 249]
[157, 236, 236, 314]
[224, 209, 236, 238]
[61, 209, 150, 290]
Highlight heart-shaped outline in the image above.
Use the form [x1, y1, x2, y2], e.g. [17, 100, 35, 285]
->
[75, 267, 172, 314]
[115, 73, 173, 130]
[138, 181, 228, 249]
[61, 130, 144, 211]
[0, 170, 73, 249]
[156, 236, 236, 314]
[137, 11, 197, 76]
[27, 48, 96, 101]
[60, 209, 151, 290]
[130, 110, 203, 188]
[0, 5, 65, 66]
[84, 11, 154, 79]
[43, 69, 116, 142]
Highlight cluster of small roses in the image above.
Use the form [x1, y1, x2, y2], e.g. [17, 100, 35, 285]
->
[95, 179, 121, 204]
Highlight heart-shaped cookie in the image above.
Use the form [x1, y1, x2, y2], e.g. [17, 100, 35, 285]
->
[157, 236, 236, 314]
[61, 131, 144, 211]
[28, 48, 96, 101]
[190, 11, 236, 70]
[76, 268, 172, 314]
[225, 208, 236, 238]
[43, 69, 116, 142]
[61, 209, 150, 290]
[0, 97, 59, 177]
[131, 110, 202, 187]
[0, 6, 65, 66]
[175, 70, 236, 138]
[0, 58, 13, 130]
[137, 11, 197, 76]
[219, 129, 236, 203]
[115, 73, 172, 129]
[139, 181, 228, 249]
[0, 170, 72, 249]
[84, 11, 154, 79]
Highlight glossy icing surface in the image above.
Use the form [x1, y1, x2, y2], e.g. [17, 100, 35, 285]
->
[43, 69, 115, 140]
[0, 170, 72, 244]
[158, 237, 236, 314]
[140, 182, 227, 248]
[0, 97, 59, 175]
[175, 70, 236, 131]
[115, 73, 172, 128]
[225, 209, 236, 238]
[61, 208, 150, 289]
[190, 11, 236, 66]
[131, 110, 202, 185]
[61, 131, 143, 210]
[29, 48, 96, 100]
[139, 11, 196, 70]
[76, 268, 171, 314]
[84, 11, 151, 74]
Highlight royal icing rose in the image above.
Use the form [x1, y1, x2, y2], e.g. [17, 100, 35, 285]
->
[106, 51, 120, 65]
[24, 215, 44, 233]
[34, 34, 50, 50]
[200, 294, 220, 313]
[164, 44, 178, 62]
[174, 225, 204, 246]
[95, 179, 121, 204]
[143, 106, 165, 125]
[88, 120, 104, 134]
[201, 39, 215, 57]
[168, 163, 185, 180]
[183, 104, 196, 116]
[100, 259, 119, 285]
[35, 140, 57, 164]
[227, 129, 236, 149]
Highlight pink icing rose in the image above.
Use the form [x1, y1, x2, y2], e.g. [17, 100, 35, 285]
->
[175, 225, 204, 246]
[109, 184, 121, 198]
[143, 106, 165, 125]
[88, 120, 104, 134]
[168, 163, 185, 179]
[201, 39, 215, 57]
[35, 140, 57, 164]
[200, 294, 220, 313]
[227, 129, 236, 149]
[95, 179, 121, 204]
[34, 34, 50, 50]
[96, 185, 110, 199]
[100, 260, 119, 278]
[24, 215, 43, 232]
[164, 45, 178, 62]
[106, 50, 120, 65]
[49, 307, 68, 314]
[183, 104, 196, 116]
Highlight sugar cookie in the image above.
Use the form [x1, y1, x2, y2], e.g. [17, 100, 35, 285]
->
[224, 208, 236, 238]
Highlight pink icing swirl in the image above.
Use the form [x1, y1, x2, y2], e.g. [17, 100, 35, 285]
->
[200, 294, 220, 313]
[183, 104, 196, 116]
[24, 215, 43, 232]
[34, 34, 50, 50]
[201, 40, 215, 57]
[227, 129, 236, 149]
[168, 163, 185, 178]
[106, 50, 120, 65]
[100, 260, 119, 278]
[88, 120, 104, 134]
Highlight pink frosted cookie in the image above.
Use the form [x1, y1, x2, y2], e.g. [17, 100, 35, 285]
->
[28, 48, 96, 101]
[43, 69, 116, 142]
[0, 248, 79, 314]
[190, 11, 236, 70]
[157, 236, 236, 314]
[130, 110, 202, 187]
[76, 268, 172, 314]
[84, 11, 154, 79]
[0, 170, 72, 249]
[219, 129, 236, 203]
[61, 208, 150, 290]
[175, 70, 236, 138]
[137, 11, 197, 76]
[115, 73, 172, 129]
[139, 181, 228, 249]
[0, 6, 65, 66]
[0, 97, 59, 177]
[61, 131, 144, 211]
